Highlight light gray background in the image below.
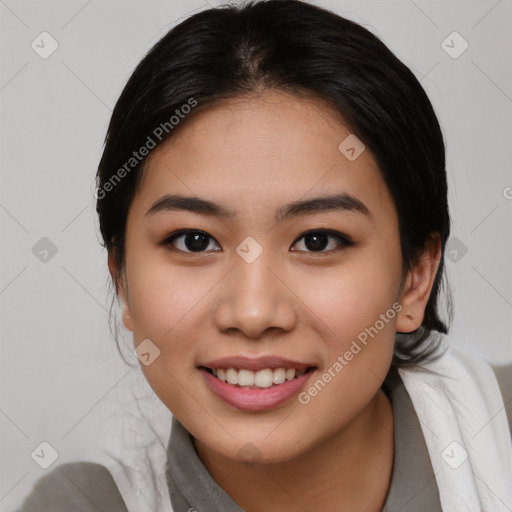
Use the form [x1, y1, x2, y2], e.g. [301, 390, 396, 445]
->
[1, 0, 511, 509]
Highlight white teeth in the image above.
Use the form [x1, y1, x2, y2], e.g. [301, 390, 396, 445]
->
[254, 369, 273, 388]
[285, 368, 296, 381]
[238, 369, 255, 386]
[226, 368, 238, 385]
[272, 368, 286, 385]
[210, 367, 307, 388]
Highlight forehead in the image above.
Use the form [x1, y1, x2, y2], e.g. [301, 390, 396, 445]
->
[134, 90, 393, 220]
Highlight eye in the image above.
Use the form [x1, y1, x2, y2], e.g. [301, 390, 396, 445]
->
[290, 229, 354, 254]
[161, 228, 353, 255]
[161, 230, 220, 253]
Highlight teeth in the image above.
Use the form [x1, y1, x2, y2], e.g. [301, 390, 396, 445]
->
[210, 367, 307, 388]
[272, 368, 286, 385]
[254, 369, 273, 388]
[226, 368, 238, 385]
[238, 369, 255, 386]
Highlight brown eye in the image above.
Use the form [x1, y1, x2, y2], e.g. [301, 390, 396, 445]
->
[291, 230, 353, 253]
[162, 230, 220, 253]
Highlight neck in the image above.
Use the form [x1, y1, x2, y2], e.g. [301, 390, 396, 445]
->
[193, 390, 394, 512]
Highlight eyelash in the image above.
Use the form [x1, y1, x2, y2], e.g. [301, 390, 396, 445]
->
[160, 229, 354, 255]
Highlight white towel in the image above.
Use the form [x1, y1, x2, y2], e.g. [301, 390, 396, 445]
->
[95, 368, 174, 512]
[94, 337, 512, 512]
[398, 340, 512, 511]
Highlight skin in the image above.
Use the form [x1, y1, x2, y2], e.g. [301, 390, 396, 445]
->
[110, 89, 441, 511]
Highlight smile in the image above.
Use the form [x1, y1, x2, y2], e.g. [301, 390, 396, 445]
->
[204, 367, 312, 389]
[198, 357, 317, 411]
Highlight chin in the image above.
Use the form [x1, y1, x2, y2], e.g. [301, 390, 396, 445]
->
[200, 426, 316, 466]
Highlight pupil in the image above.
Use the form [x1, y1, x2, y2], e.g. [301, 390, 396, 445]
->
[305, 232, 328, 251]
[185, 232, 209, 252]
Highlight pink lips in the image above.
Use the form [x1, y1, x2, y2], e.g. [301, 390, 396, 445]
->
[198, 356, 316, 411]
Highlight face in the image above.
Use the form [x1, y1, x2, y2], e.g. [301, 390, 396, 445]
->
[114, 90, 422, 465]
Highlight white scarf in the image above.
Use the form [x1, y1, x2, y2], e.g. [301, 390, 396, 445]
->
[93, 338, 512, 512]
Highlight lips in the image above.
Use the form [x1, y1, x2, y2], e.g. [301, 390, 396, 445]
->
[198, 355, 317, 411]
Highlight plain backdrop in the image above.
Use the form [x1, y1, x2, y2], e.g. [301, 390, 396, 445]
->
[1, 0, 511, 509]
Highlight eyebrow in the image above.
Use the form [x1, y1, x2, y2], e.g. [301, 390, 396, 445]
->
[146, 193, 370, 222]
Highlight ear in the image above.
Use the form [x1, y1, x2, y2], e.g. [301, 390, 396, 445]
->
[108, 250, 134, 332]
[396, 233, 442, 333]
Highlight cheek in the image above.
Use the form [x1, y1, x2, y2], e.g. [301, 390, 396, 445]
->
[126, 253, 211, 339]
[124, 258, 213, 411]
[291, 263, 399, 442]
[292, 249, 401, 406]
[123, 251, 219, 397]
[296, 251, 402, 342]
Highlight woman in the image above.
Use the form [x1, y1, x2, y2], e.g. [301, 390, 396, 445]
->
[15, 0, 512, 511]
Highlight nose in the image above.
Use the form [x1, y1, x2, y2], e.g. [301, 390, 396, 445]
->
[214, 250, 298, 340]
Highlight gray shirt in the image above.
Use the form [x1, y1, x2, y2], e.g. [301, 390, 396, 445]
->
[14, 366, 512, 512]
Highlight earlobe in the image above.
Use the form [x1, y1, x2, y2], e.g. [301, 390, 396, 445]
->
[396, 233, 442, 333]
[121, 305, 134, 332]
[108, 251, 134, 332]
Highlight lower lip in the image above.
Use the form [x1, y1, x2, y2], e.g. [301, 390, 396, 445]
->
[199, 368, 316, 411]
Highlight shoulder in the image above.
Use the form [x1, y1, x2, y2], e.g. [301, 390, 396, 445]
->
[442, 344, 512, 436]
[451, 347, 512, 436]
[399, 342, 512, 438]
[442, 343, 512, 436]
[491, 362, 512, 435]
[14, 461, 128, 512]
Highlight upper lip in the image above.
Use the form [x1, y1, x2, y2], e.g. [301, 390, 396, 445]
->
[199, 356, 315, 372]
